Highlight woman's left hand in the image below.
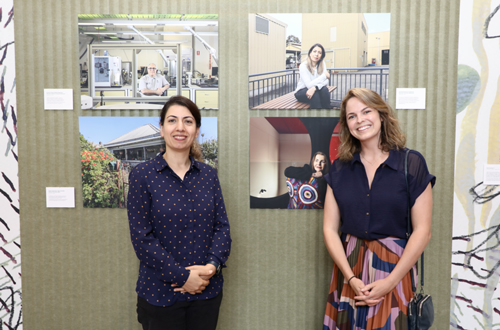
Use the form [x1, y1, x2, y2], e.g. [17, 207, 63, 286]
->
[354, 278, 395, 306]
[312, 171, 323, 178]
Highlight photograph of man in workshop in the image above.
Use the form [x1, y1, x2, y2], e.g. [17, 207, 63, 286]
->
[78, 14, 219, 110]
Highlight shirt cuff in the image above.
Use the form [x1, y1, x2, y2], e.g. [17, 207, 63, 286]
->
[159, 264, 190, 286]
[207, 255, 223, 267]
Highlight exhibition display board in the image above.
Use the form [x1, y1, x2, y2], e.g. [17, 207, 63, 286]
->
[8, 0, 461, 329]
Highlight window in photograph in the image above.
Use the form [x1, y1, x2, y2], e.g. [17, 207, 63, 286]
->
[255, 15, 270, 34]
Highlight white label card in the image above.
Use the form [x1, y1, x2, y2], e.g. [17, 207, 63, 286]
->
[46, 187, 75, 208]
[44, 89, 73, 110]
[484, 164, 500, 185]
[395, 88, 426, 109]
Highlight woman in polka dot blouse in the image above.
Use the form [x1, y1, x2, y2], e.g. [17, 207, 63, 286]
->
[127, 95, 231, 330]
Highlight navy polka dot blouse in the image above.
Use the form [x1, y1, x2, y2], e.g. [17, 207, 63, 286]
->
[127, 153, 231, 307]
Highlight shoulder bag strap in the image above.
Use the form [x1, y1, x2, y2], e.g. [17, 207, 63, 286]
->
[405, 149, 424, 292]
[405, 149, 412, 238]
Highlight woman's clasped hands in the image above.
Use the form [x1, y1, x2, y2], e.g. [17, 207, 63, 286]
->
[349, 277, 396, 307]
[171, 264, 217, 295]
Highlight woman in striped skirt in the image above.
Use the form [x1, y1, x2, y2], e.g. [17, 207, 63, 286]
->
[322, 88, 435, 330]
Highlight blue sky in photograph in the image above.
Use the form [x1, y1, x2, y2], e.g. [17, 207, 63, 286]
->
[79, 116, 218, 145]
[265, 13, 303, 40]
[364, 13, 391, 33]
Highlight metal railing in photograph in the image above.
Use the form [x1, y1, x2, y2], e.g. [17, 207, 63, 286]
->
[328, 67, 389, 103]
[248, 67, 389, 108]
[248, 69, 300, 108]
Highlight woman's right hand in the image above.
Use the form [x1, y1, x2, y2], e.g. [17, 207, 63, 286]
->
[312, 171, 323, 178]
[348, 277, 365, 297]
[350, 277, 385, 307]
[175, 269, 211, 295]
[306, 86, 316, 99]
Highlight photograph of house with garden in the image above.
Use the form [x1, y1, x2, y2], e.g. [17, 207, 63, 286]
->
[79, 116, 218, 208]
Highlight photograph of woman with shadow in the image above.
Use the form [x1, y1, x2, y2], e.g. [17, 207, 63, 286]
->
[285, 151, 330, 209]
[250, 116, 339, 209]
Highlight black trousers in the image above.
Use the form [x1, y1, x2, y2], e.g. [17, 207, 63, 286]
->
[294, 86, 332, 109]
[137, 291, 223, 330]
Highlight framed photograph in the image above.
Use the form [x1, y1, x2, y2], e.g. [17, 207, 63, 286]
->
[79, 116, 218, 208]
[248, 13, 390, 109]
[78, 14, 219, 110]
[250, 117, 340, 209]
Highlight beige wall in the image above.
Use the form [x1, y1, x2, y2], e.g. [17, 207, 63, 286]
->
[249, 117, 280, 197]
[302, 13, 367, 68]
[16, 1, 457, 329]
[368, 31, 391, 66]
[278, 134, 311, 195]
[250, 126, 311, 198]
[248, 14, 287, 75]
[250, 121, 311, 198]
[357, 15, 368, 67]
[191, 25, 219, 78]
[248, 14, 288, 97]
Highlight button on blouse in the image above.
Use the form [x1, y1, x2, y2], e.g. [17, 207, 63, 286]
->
[127, 154, 231, 307]
[324, 148, 436, 240]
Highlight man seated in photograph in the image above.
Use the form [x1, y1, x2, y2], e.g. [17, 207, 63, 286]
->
[139, 63, 170, 96]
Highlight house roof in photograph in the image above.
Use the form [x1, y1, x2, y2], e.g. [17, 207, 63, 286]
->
[104, 124, 161, 148]
[286, 43, 301, 51]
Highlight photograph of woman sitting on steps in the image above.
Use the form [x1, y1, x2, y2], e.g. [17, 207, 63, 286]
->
[294, 43, 333, 109]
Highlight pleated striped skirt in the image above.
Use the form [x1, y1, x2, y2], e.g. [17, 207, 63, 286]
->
[323, 234, 416, 330]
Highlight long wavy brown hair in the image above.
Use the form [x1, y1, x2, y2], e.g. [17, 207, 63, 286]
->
[160, 95, 204, 161]
[338, 88, 406, 161]
[305, 43, 326, 75]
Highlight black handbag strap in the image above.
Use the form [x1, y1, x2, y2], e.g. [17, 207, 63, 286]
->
[405, 149, 424, 292]
[405, 149, 412, 238]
